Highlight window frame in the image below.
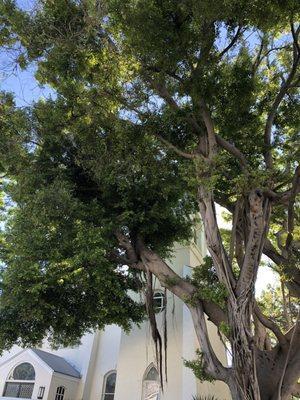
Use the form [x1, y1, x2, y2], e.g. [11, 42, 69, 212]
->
[3, 362, 36, 399]
[101, 370, 117, 400]
[55, 386, 65, 400]
[142, 364, 160, 400]
[153, 291, 166, 313]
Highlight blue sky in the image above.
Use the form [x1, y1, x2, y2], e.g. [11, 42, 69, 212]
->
[0, 0, 54, 106]
[0, 59, 54, 106]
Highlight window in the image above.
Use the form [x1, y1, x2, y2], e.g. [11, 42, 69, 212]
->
[142, 365, 160, 400]
[55, 386, 65, 400]
[153, 291, 165, 313]
[8, 363, 35, 381]
[3, 363, 35, 398]
[101, 371, 116, 400]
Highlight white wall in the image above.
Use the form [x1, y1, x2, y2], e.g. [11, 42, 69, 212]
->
[0, 350, 52, 400]
[88, 325, 121, 400]
[114, 245, 191, 400]
[0, 333, 95, 400]
[48, 373, 79, 400]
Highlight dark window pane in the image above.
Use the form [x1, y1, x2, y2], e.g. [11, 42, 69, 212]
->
[4, 382, 19, 397]
[105, 373, 116, 393]
[104, 395, 114, 400]
[153, 292, 165, 313]
[4, 382, 34, 399]
[19, 383, 34, 398]
[12, 363, 35, 380]
[55, 387, 65, 400]
[145, 367, 158, 381]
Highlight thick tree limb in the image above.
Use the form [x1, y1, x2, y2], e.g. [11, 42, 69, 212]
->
[153, 133, 197, 160]
[291, 22, 300, 56]
[229, 198, 243, 264]
[116, 233, 228, 328]
[199, 98, 217, 158]
[263, 239, 286, 265]
[215, 134, 248, 171]
[151, 81, 205, 140]
[236, 190, 266, 297]
[190, 304, 230, 382]
[278, 309, 300, 400]
[144, 65, 184, 83]
[254, 303, 287, 347]
[287, 165, 300, 243]
[197, 188, 236, 292]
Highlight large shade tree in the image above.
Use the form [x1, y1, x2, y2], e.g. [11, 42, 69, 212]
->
[0, 1, 300, 399]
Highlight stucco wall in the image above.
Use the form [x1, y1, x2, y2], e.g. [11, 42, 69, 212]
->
[88, 325, 121, 400]
[48, 373, 79, 400]
[112, 243, 232, 400]
[0, 350, 52, 400]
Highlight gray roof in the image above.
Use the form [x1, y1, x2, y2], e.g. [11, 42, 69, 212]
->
[31, 349, 81, 379]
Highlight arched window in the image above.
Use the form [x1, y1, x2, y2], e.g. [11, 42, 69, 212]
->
[102, 371, 116, 400]
[55, 386, 65, 400]
[142, 365, 160, 400]
[3, 362, 35, 398]
[153, 291, 166, 313]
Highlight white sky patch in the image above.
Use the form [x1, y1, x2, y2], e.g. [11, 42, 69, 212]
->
[215, 204, 279, 296]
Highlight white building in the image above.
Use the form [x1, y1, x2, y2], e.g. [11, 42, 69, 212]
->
[0, 239, 231, 400]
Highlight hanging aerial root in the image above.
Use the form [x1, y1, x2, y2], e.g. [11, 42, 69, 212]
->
[145, 269, 164, 390]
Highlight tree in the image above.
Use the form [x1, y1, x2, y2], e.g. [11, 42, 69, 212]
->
[0, 0, 300, 399]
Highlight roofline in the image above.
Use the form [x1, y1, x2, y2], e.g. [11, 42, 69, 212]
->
[53, 371, 81, 381]
[0, 349, 27, 368]
[28, 349, 54, 374]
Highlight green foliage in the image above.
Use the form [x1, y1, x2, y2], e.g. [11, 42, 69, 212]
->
[184, 349, 215, 383]
[188, 257, 228, 309]
[219, 321, 231, 338]
[0, 0, 299, 369]
[0, 91, 196, 350]
[258, 282, 298, 333]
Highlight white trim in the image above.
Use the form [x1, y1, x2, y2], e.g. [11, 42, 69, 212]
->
[52, 372, 80, 382]
[0, 350, 27, 369]
[6, 361, 36, 381]
[142, 363, 157, 382]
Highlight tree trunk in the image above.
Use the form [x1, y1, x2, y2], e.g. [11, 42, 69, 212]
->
[228, 298, 261, 400]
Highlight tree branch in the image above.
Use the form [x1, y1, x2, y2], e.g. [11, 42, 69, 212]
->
[236, 190, 265, 297]
[286, 165, 300, 245]
[254, 303, 287, 347]
[189, 304, 230, 382]
[199, 98, 217, 158]
[219, 26, 242, 58]
[215, 134, 248, 171]
[151, 80, 205, 141]
[264, 28, 300, 169]
[153, 133, 197, 160]
[277, 309, 300, 400]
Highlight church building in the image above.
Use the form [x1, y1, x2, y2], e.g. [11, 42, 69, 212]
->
[0, 233, 231, 400]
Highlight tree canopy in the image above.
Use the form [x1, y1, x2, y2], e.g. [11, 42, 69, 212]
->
[0, 1, 299, 399]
